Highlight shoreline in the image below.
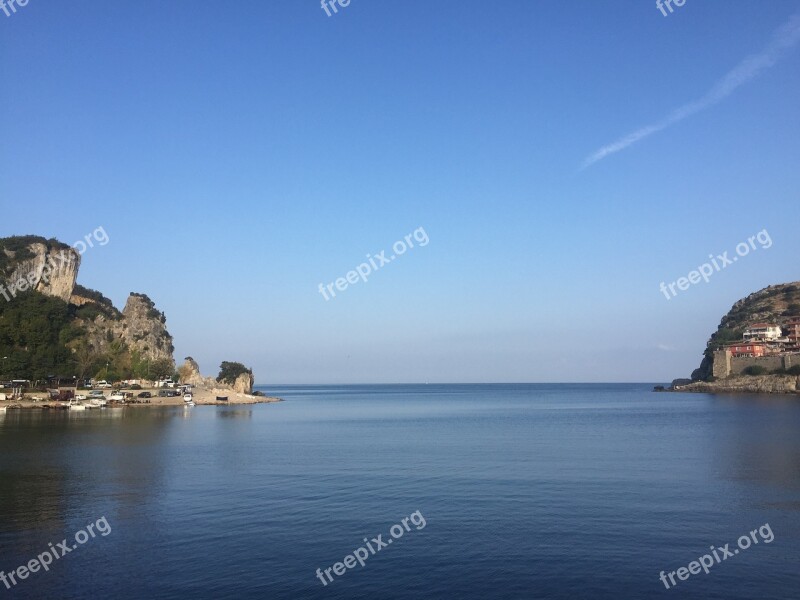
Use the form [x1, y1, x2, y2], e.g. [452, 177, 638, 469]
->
[656, 374, 800, 396]
[0, 387, 283, 410]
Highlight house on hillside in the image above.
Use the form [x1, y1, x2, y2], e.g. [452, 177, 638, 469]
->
[724, 342, 770, 358]
[743, 324, 782, 341]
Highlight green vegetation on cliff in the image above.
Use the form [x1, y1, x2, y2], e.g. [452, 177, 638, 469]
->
[0, 235, 71, 275]
[0, 291, 82, 379]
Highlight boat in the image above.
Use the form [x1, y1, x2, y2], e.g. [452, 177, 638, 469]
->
[183, 393, 193, 404]
[88, 398, 107, 408]
[68, 401, 86, 411]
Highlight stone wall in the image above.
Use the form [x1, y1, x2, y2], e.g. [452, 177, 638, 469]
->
[713, 351, 799, 378]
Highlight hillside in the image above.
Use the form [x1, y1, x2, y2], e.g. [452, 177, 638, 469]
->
[691, 281, 800, 381]
[0, 235, 175, 381]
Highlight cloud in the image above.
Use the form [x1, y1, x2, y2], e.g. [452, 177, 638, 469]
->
[657, 343, 677, 352]
[581, 12, 800, 169]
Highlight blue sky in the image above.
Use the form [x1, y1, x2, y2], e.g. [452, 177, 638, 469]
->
[1, 1, 799, 383]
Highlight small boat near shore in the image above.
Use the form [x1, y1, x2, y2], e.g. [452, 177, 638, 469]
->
[68, 400, 86, 411]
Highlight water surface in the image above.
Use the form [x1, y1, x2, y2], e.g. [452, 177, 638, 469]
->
[1, 384, 799, 599]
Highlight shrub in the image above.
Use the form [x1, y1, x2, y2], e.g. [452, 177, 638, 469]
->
[742, 365, 768, 376]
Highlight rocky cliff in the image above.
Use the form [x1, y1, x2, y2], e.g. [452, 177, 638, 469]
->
[77, 292, 175, 366]
[0, 235, 175, 378]
[0, 236, 80, 302]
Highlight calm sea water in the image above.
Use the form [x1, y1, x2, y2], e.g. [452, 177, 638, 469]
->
[1, 384, 799, 599]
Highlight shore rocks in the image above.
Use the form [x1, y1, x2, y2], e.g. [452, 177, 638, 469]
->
[672, 375, 800, 394]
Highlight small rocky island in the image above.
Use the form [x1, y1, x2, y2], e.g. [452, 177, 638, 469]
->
[660, 281, 800, 395]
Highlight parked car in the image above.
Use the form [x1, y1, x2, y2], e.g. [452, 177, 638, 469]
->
[95, 380, 112, 389]
[75, 394, 88, 401]
[137, 391, 152, 398]
[89, 390, 106, 398]
[109, 392, 125, 402]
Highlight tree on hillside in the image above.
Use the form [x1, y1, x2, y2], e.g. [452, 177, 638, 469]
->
[150, 358, 174, 380]
[72, 340, 102, 381]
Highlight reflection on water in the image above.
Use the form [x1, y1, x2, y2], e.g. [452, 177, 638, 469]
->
[710, 394, 800, 499]
[217, 409, 253, 419]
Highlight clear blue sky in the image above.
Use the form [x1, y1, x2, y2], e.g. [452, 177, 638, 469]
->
[2, 1, 799, 383]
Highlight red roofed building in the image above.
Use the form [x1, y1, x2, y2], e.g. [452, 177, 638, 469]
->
[724, 342, 769, 358]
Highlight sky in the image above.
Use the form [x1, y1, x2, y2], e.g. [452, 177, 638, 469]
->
[1, 1, 799, 384]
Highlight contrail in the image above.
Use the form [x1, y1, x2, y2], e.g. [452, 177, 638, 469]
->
[581, 12, 800, 169]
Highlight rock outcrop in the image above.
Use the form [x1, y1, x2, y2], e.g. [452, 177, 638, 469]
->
[178, 357, 217, 388]
[233, 371, 255, 394]
[1, 237, 80, 302]
[76, 292, 174, 367]
[178, 358, 255, 396]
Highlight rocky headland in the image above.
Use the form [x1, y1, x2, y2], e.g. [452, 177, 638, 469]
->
[0, 235, 277, 405]
[661, 281, 800, 395]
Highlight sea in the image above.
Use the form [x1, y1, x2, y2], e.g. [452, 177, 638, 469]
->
[0, 384, 798, 599]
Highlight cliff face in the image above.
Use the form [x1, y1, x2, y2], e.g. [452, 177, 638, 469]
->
[692, 281, 800, 380]
[78, 293, 175, 366]
[119, 294, 174, 363]
[1, 237, 80, 302]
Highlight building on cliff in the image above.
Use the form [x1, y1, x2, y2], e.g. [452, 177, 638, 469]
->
[743, 323, 782, 341]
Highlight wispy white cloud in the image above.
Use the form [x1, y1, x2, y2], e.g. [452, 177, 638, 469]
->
[581, 12, 800, 169]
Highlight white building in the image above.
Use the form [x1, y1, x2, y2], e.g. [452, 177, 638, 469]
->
[743, 324, 782, 341]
